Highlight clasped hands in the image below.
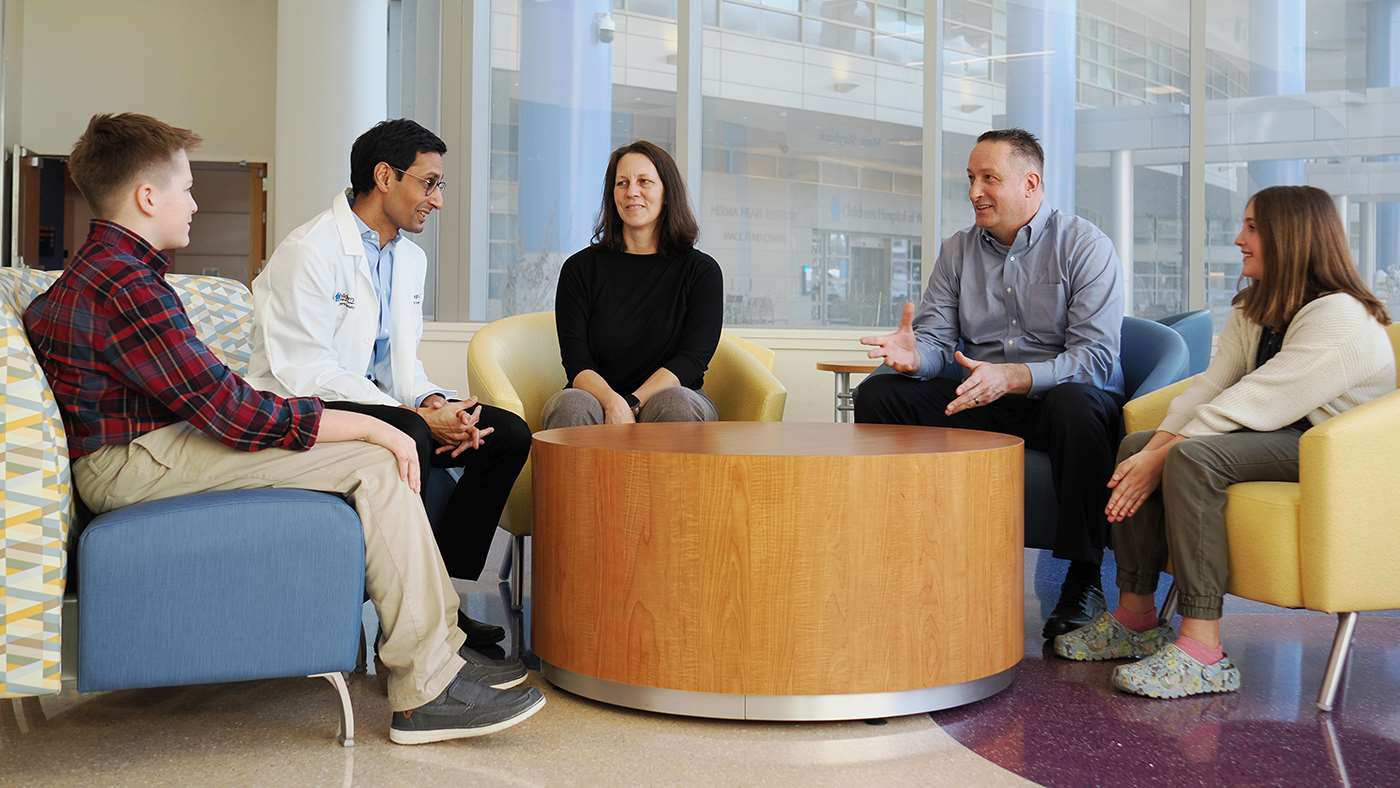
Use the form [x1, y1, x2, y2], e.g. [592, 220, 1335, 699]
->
[418, 394, 493, 457]
[1104, 443, 1174, 524]
[859, 302, 1031, 416]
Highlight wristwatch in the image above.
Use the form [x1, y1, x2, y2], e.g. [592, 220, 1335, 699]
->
[623, 392, 642, 418]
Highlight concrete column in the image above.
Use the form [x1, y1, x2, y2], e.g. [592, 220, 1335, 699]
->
[1005, 0, 1077, 215]
[274, 0, 387, 247]
[1246, 0, 1305, 190]
[1110, 149, 1134, 314]
[1361, 200, 1378, 286]
[1369, 0, 1400, 273]
[517, 0, 613, 256]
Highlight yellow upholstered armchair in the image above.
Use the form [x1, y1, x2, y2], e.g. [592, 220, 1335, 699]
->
[1122, 323, 1400, 711]
[465, 311, 787, 607]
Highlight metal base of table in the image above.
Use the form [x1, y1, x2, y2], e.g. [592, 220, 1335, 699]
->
[540, 661, 1017, 721]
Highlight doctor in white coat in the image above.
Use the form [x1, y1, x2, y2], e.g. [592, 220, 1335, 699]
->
[247, 120, 530, 651]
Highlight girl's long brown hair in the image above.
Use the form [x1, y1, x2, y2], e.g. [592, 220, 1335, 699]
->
[1234, 185, 1390, 329]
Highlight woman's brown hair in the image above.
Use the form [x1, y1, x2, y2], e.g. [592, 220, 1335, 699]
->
[591, 140, 698, 256]
[1234, 185, 1390, 329]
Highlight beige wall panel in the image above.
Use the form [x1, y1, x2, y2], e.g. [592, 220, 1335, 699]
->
[19, 0, 276, 162]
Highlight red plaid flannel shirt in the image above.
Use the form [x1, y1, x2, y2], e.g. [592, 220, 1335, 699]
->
[23, 220, 322, 460]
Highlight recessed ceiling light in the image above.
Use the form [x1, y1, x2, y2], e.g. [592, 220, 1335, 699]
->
[832, 81, 859, 93]
[1145, 84, 1184, 95]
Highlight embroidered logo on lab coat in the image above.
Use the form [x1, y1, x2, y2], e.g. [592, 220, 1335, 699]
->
[333, 291, 356, 309]
[412, 293, 423, 305]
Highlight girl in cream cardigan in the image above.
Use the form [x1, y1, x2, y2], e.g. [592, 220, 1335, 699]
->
[1053, 185, 1395, 699]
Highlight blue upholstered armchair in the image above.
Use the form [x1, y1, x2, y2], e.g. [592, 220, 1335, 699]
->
[1, 270, 370, 746]
[1157, 310, 1212, 376]
[1023, 316, 1189, 549]
[855, 315, 1189, 550]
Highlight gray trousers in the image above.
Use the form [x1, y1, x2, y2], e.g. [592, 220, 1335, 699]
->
[541, 386, 718, 429]
[1114, 427, 1303, 620]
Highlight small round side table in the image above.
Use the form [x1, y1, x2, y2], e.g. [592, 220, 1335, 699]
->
[815, 360, 882, 422]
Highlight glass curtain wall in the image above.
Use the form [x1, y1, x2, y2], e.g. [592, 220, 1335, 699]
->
[942, 0, 1191, 322]
[449, 1, 1399, 330]
[486, 0, 677, 321]
[701, 3, 926, 327]
[1205, 0, 1400, 327]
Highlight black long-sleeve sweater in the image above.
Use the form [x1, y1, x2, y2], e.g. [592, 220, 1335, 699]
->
[555, 244, 723, 394]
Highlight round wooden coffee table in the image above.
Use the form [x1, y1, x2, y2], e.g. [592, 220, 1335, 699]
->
[531, 422, 1023, 721]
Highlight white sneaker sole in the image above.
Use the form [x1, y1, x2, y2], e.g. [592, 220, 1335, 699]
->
[389, 694, 547, 745]
[491, 673, 527, 690]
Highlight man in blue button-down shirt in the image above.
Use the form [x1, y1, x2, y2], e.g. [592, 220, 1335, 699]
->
[857, 129, 1125, 640]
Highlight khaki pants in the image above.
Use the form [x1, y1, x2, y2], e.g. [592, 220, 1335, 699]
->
[1113, 428, 1302, 620]
[73, 422, 467, 711]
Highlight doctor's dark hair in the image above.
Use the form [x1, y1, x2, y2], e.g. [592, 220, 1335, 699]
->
[349, 119, 447, 196]
[68, 113, 202, 217]
[591, 140, 698, 255]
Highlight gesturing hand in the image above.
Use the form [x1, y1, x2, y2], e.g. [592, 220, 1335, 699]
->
[1104, 448, 1168, 523]
[859, 302, 920, 374]
[944, 352, 1030, 416]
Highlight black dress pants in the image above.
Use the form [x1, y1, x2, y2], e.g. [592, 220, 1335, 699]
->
[324, 400, 531, 581]
[854, 374, 1123, 565]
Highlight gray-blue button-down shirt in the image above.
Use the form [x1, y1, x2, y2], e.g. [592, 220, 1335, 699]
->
[912, 205, 1124, 396]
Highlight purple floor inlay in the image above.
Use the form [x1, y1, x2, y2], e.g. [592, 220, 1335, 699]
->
[932, 550, 1400, 787]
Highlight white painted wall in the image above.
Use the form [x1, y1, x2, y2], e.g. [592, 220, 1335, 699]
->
[3, 0, 23, 153]
[418, 326, 877, 423]
[273, 0, 387, 247]
[17, 0, 277, 161]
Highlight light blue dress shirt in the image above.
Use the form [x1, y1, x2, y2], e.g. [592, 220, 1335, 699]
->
[911, 205, 1125, 396]
[349, 202, 398, 389]
[347, 196, 449, 408]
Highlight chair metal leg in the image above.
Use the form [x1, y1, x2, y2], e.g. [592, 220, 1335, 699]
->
[510, 534, 526, 611]
[1317, 612, 1359, 712]
[1158, 582, 1180, 623]
[498, 537, 514, 581]
[311, 671, 355, 747]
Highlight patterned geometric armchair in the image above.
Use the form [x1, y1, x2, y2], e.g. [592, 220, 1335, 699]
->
[0, 269, 361, 745]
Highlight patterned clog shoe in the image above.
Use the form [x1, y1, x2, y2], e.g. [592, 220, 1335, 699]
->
[1054, 612, 1175, 661]
[1111, 643, 1241, 699]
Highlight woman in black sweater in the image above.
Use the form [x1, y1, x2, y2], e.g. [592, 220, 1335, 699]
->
[542, 140, 723, 428]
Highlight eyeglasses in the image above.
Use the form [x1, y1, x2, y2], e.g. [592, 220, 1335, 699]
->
[391, 166, 448, 197]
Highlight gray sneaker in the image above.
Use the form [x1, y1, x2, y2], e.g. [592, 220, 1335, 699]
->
[390, 674, 546, 745]
[459, 643, 528, 689]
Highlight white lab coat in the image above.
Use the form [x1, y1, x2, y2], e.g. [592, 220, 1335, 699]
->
[245, 192, 454, 407]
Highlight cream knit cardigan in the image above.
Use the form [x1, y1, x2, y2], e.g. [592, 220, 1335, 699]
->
[1160, 293, 1396, 438]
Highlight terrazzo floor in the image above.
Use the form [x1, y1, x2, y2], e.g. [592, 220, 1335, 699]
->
[4, 538, 1396, 787]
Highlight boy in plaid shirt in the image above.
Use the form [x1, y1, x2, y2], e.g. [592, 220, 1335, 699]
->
[24, 113, 543, 744]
